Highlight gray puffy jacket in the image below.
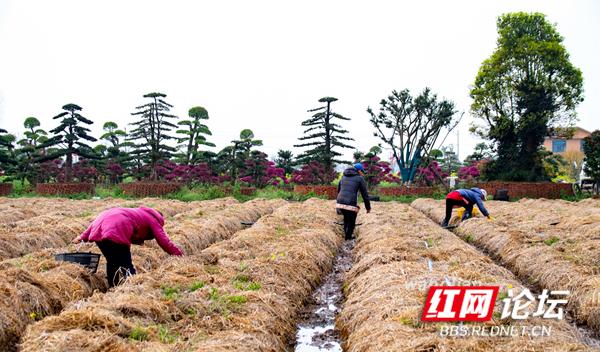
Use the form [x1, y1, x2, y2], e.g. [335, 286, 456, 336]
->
[336, 168, 371, 211]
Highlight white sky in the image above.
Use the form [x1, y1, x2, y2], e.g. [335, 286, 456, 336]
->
[0, 0, 598, 163]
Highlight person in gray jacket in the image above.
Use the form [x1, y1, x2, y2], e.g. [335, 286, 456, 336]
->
[336, 163, 371, 240]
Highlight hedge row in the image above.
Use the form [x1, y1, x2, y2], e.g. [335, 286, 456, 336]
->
[35, 183, 95, 195]
[120, 182, 182, 197]
[0, 183, 12, 196]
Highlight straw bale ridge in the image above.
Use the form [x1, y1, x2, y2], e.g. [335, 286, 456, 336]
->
[0, 197, 239, 260]
[20, 199, 342, 351]
[0, 197, 282, 351]
[337, 202, 595, 351]
[412, 198, 600, 335]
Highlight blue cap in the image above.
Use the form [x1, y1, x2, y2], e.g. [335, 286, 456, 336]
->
[354, 163, 364, 171]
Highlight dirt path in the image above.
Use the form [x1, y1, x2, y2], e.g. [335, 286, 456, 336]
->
[293, 239, 354, 352]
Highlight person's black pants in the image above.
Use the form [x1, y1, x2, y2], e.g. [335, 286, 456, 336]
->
[443, 199, 473, 226]
[96, 241, 136, 287]
[341, 209, 358, 240]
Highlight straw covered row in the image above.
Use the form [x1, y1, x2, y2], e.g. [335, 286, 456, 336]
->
[412, 198, 600, 334]
[0, 197, 239, 260]
[0, 198, 281, 351]
[20, 198, 342, 351]
[337, 202, 594, 351]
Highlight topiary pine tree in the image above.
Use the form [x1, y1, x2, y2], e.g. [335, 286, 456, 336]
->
[128, 92, 179, 180]
[216, 129, 263, 180]
[100, 121, 127, 156]
[38, 104, 98, 182]
[0, 128, 15, 165]
[176, 106, 215, 165]
[275, 149, 296, 175]
[15, 117, 48, 185]
[295, 97, 354, 171]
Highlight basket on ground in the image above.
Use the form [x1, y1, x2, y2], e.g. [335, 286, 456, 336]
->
[54, 252, 101, 273]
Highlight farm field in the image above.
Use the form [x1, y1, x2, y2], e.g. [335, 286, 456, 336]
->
[0, 196, 599, 351]
[412, 198, 600, 335]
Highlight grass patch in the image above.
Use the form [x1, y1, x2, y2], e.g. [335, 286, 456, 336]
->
[157, 325, 178, 344]
[129, 325, 149, 341]
[232, 275, 261, 291]
[208, 288, 248, 317]
[464, 234, 474, 243]
[543, 236, 560, 246]
[189, 281, 205, 292]
[162, 286, 180, 300]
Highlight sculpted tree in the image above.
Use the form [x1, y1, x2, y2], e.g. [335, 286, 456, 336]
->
[368, 88, 457, 182]
[295, 97, 354, 171]
[38, 104, 98, 182]
[128, 92, 179, 180]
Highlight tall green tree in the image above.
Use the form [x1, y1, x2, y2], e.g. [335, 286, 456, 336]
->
[439, 146, 461, 175]
[0, 129, 16, 172]
[217, 129, 263, 180]
[464, 142, 493, 164]
[176, 106, 215, 165]
[583, 130, 600, 191]
[232, 129, 263, 160]
[128, 92, 178, 180]
[368, 88, 458, 182]
[275, 149, 296, 175]
[38, 104, 98, 182]
[14, 117, 48, 185]
[100, 121, 126, 156]
[295, 97, 354, 170]
[470, 12, 584, 181]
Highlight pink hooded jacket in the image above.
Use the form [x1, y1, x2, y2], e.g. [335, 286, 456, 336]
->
[79, 207, 183, 256]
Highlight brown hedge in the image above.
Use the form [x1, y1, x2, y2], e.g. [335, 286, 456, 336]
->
[120, 182, 181, 197]
[378, 186, 435, 197]
[35, 183, 95, 196]
[0, 183, 12, 196]
[239, 187, 256, 196]
[294, 185, 337, 199]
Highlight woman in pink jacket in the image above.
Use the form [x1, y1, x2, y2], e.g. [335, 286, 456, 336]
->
[73, 207, 183, 287]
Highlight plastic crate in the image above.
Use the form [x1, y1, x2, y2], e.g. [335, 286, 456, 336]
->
[54, 252, 101, 273]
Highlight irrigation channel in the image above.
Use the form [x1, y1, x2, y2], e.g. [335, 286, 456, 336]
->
[293, 239, 355, 352]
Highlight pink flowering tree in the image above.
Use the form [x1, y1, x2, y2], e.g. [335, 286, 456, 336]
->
[357, 147, 401, 190]
[38, 159, 63, 183]
[239, 151, 287, 188]
[106, 162, 124, 184]
[458, 161, 481, 182]
[292, 161, 337, 185]
[153, 159, 223, 185]
[415, 160, 448, 186]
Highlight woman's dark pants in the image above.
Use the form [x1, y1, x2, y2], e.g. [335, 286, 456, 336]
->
[340, 209, 358, 240]
[443, 199, 473, 226]
[96, 241, 136, 287]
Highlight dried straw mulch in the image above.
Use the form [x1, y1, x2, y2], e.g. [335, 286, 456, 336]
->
[0, 197, 240, 261]
[412, 198, 600, 334]
[20, 199, 343, 352]
[0, 198, 280, 351]
[337, 202, 594, 351]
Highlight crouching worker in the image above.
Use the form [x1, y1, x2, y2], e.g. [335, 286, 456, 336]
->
[441, 187, 492, 228]
[72, 207, 183, 287]
[336, 163, 371, 240]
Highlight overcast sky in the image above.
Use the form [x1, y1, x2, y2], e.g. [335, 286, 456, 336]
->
[0, 0, 598, 163]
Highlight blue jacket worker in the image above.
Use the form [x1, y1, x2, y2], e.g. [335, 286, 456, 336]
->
[441, 187, 491, 228]
[336, 163, 371, 240]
